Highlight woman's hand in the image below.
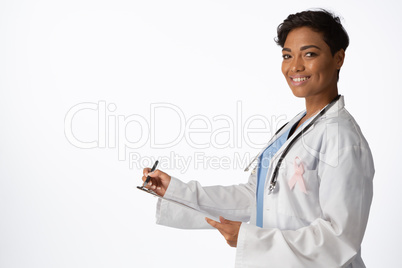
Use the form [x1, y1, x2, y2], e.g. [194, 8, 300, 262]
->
[205, 216, 242, 247]
[142, 168, 171, 197]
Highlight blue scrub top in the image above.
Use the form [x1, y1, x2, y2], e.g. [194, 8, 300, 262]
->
[256, 117, 309, 227]
[256, 127, 291, 227]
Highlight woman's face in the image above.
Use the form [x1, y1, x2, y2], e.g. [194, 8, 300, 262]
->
[281, 27, 344, 100]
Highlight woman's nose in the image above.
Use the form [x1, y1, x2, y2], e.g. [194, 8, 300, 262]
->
[291, 57, 305, 72]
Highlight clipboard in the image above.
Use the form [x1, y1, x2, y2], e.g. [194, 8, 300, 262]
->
[136, 186, 209, 214]
[136, 186, 220, 221]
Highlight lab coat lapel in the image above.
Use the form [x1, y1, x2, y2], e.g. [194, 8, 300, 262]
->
[244, 111, 305, 171]
[244, 95, 344, 172]
[269, 96, 345, 168]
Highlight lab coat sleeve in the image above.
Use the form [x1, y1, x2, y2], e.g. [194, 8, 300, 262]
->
[156, 172, 257, 229]
[235, 145, 374, 268]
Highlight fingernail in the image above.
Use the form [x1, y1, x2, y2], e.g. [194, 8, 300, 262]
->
[156, 187, 161, 190]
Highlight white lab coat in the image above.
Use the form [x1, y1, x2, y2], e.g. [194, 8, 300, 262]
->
[156, 96, 374, 268]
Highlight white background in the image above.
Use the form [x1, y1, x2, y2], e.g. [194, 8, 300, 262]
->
[1, 0, 401, 267]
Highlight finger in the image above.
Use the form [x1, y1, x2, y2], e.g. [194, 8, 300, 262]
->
[206, 218, 238, 247]
[142, 169, 162, 186]
[148, 170, 166, 188]
[142, 175, 159, 190]
[142, 171, 159, 184]
[220, 216, 229, 224]
[209, 217, 242, 233]
[205, 217, 219, 228]
[143, 168, 152, 176]
[142, 174, 154, 184]
[147, 169, 161, 178]
[142, 175, 150, 183]
[153, 186, 165, 197]
[206, 218, 228, 238]
[219, 216, 242, 227]
[206, 217, 226, 230]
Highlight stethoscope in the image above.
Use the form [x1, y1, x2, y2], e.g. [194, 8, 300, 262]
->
[244, 95, 341, 195]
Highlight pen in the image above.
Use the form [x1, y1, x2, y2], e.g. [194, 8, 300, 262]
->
[143, 160, 159, 187]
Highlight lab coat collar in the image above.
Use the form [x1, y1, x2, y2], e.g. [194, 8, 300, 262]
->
[318, 95, 345, 120]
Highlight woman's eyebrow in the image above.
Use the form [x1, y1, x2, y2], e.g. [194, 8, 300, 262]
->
[300, 45, 320, 51]
[282, 45, 321, 53]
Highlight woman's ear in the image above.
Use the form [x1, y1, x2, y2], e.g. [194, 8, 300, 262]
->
[335, 49, 345, 70]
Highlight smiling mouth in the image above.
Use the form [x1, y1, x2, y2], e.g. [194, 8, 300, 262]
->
[291, 76, 310, 82]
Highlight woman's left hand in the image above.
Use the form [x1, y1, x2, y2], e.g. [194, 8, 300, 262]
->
[205, 216, 242, 247]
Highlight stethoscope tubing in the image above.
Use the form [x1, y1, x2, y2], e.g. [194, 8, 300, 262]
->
[245, 95, 341, 194]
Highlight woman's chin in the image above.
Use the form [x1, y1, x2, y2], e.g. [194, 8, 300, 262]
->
[289, 89, 307, 98]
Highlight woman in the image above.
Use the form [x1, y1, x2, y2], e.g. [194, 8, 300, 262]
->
[141, 9, 374, 268]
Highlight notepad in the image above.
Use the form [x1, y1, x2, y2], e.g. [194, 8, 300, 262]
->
[136, 186, 216, 218]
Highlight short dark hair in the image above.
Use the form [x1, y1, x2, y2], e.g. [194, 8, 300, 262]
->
[275, 9, 349, 56]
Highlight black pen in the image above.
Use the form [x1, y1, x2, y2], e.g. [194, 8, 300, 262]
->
[143, 160, 159, 187]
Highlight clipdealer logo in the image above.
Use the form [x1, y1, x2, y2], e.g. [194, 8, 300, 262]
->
[64, 101, 288, 172]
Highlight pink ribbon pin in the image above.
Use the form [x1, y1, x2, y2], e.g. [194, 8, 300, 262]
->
[288, 157, 307, 194]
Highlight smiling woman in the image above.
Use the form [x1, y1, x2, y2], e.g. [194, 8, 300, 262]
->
[281, 27, 345, 129]
[276, 9, 349, 129]
[139, 9, 374, 268]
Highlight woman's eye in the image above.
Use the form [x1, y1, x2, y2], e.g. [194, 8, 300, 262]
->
[305, 52, 316, 57]
[282, 54, 291, 60]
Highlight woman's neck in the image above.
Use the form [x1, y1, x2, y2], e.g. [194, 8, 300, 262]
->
[304, 91, 339, 119]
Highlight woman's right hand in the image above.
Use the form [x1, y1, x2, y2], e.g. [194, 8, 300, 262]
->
[142, 168, 171, 197]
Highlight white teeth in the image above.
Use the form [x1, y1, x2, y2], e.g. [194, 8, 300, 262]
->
[293, 77, 309, 82]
